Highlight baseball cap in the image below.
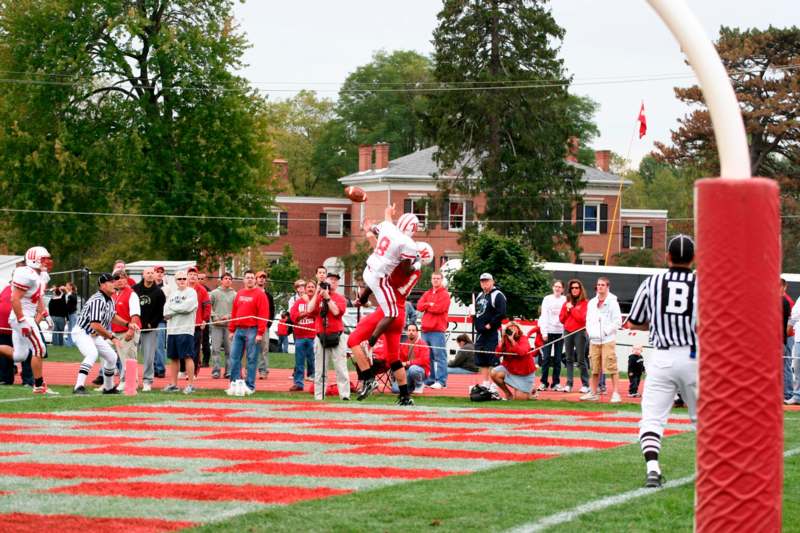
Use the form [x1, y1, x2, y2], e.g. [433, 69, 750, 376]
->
[97, 273, 114, 285]
[153, 265, 165, 273]
[668, 234, 695, 264]
[326, 272, 341, 279]
[112, 269, 126, 278]
[479, 273, 493, 281]
[256, 271, 267, 279]
[187, 266, 198, 273]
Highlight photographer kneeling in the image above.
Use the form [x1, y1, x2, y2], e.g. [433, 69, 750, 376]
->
[491, 322, 536, 400]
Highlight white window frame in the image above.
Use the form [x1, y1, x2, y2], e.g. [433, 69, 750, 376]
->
[407, 197, 428, 231]
[264, 252, 282, 266]
[267, 209, 282, 237]
[583, 203, 600, 234]
[448, 200, 467, 232]
[629, 225, 646, 249]
[326, 211, 344, 238]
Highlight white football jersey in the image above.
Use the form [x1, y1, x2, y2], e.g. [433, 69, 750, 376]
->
[366, 221, 418, 276]
[10, 266, 46, 318]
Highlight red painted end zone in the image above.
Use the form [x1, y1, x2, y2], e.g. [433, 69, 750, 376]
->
[199, 431, 402, 446]
[47, 481, 350, 505]
[0, 434, 150, 446]
[4, 462, 175, 480]
[306, 421, 486, 435]
[206, 461, 466, 480]
[72, 445, 303, 462]
[89, 405, 246, 416]
[0, 513, 193, 533]
[432, 434, 626, 448]
[337, 445, 556, 462]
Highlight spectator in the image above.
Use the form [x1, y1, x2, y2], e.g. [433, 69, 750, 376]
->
[417, 271, 451, 390]
[64, 282, 78, 347]
[153, 265, 168, 378]
[110, 270, 141, 390]
[308, 272, 350, 401]
[226, 270, 269, 395]
[491, 322, 535, 400]
[255, 271, 276, 380]
[186, 267, 211, 377]
[113, 260, 137, 288]
[783, 279, 796, 404]
[581, 277, 622, 403]
[210, 272, 236, 379]
[276, 312, 290, 353]
[538, 280, 566, 391]
[197, 272, 212, 368]
[448, 334, 478, 374]
[474, 273, 507, 388]
[402, 300, 417, 341]
[47, 286, 69, 346]
[286, 278, 306, 348]
[289, 280, 317, 391]
[133, 267, 165, 392]
[560, 278, 589, 393]
[628, 344, 645, 397]
[162, 270, 198, 394]
[315, 266, 327, 284]
[525, 315, 545, 380]
[394, 324, 430, 395]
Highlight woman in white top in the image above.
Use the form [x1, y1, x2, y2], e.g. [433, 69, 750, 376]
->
[537, 280, 566, 391]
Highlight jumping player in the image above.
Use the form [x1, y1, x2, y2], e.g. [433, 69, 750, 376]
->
[360, 203, 419, 350]
[350, 244, 425, 405]
[5, 246, 58, 394]
[628, 234, 698, 488]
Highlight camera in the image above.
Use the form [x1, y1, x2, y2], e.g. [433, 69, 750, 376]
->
[506, 328, 514, 337]
[319, 281, 330, 290]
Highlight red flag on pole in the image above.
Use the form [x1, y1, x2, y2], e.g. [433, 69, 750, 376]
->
[638, 102, 647, 139]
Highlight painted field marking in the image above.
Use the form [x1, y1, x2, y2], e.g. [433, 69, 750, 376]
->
[505, 446, 800, 533]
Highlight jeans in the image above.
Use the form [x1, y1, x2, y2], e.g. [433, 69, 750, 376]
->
[392, 364, 426, 393]
[785, 338, 795, 400]
[139, 331, 158, 384]
[229, 327, 259, 391]
[51, 316, 66, 346]
[65, 313, 77, 347]
[154, 321, 167, 375]
[563, 330, 588, 388]
[422, 331, 447, 386]
[293, 337, 315, 387]
[540, 332, 564, 387]
[278, 335, 288, 353]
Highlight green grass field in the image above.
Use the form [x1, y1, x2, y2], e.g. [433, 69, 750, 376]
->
[0, 383, 796, 532]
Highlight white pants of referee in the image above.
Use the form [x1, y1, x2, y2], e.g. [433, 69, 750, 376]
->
[72, 327, 118, 372]
[639, 346, 698, 438]
[362, 266, 398, 318]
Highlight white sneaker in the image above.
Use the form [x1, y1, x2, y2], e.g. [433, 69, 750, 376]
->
[610, 392, 622, 403]
[785, 397, 798, 405]
[235, 379, 247, 397]
[225, 382, 236, 396]
[553, 384, 564, 392]
[178, 372, 187, 379]
[563, 385, 572, 393]
[537, 383, 547, 392]
[142, 382, 152, 392]
[244, 386, 255, 396]
[413, 384, 425, 395]
[429, 382, 445, 390]
[579, 386, 590, 394]
[118, 381, 125, 391]
[579, 392, 598, 401]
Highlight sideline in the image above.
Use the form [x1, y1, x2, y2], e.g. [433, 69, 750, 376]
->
[505, 447, 800, 533]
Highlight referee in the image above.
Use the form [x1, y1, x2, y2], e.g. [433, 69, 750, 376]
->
[71, 273, 138, 394]
[628, 234, 698, 488]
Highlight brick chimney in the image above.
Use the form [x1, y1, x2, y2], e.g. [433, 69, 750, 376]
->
[594, 150, 611, 172]
[272, 158, 289, 183]
[374, 143, 389, 170]
[358, 144, 373, 172]
[566, 136, 579, 163]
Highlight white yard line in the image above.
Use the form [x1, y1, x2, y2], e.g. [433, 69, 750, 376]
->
[506, 447, 800, 533]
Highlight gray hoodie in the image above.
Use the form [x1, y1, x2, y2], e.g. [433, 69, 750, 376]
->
[164, 286, 198, 336]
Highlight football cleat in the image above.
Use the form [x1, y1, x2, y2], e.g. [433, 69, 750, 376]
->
[356, 378, 378, 401]
[645, 471, 664, 488]
[396, 395, 415, 406]
[72, 386, 88, 395]
[102, 386, 121, 395]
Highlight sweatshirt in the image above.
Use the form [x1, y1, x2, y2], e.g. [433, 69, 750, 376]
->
[539, 294, 566, 335]
[497, 335, 534, 376]
[210, 286, 236, 324]
[585, 292, 622, 345]
[163, 287, 198, 336]
[559, 299, 588, 332]
[133, 281, 165, 330]
[474, 287, 507, 332]
[416, 287, 451, 333]
[228, 287, 270, 335]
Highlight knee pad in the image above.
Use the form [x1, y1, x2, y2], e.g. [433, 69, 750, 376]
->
[390, 360, 404, 372]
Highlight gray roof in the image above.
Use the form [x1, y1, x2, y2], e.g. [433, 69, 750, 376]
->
[339, 146, 628, 186]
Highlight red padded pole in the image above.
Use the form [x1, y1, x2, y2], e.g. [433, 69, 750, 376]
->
[695, 178, 783, 532]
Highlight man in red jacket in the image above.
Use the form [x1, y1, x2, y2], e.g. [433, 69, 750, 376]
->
[416, 272, 451, 389]
[111, 270, 141, 390]
[395, 324, 430, 395]
[226, 270, 269, 395]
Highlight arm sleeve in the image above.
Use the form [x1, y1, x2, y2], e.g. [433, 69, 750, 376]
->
[790, 299, 800, 327]
[430, 291, 451, 314]
[257, 293, 268, 336]
[490, 292, 507, 330]
[229, 296, 239, 334]
[559, 302, 568, 325]
[538, 297, 549, 331]
[416, 292, 430, 312]
[128, 292, 141, 317]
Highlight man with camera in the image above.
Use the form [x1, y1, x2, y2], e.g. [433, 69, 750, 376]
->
[308, 272, 350, 401]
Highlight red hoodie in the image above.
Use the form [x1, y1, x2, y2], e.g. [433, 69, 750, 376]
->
[559, 299, 588, 332]
[496, 335, 534, 376]
[416, 287, 451, 333]
[399, 337, 431, 376]
[228, 287, 269, 335]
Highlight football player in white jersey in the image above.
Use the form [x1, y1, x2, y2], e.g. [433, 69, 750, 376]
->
[7, 246, 58, 394]
[360, 203, 419, 348]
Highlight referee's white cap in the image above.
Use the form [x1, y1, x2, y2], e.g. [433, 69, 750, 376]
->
[668, 234, 695, 263]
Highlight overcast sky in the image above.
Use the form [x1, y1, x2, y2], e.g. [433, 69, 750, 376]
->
[232, 1, 798, 168]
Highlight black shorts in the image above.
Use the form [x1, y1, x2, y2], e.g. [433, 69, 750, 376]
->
[474, 330, 500, 368]
[167, 334, 195, 360]
[0, 333, 11, 347]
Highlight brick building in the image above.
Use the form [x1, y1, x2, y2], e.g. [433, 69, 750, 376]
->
[252, 144, 668, 281]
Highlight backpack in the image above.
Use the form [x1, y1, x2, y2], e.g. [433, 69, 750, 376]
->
[469, 384, 501, 402]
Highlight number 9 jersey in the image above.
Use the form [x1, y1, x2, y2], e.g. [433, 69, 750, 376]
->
[365, 221, 418, 277]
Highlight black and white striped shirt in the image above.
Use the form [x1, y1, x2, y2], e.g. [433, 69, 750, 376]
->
[76, 291, 116, 335]
[628, 267, 698, 350]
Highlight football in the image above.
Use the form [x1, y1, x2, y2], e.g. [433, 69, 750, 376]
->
[344, 186, 367, 203]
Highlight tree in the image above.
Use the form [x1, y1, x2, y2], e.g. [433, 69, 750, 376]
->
[0, 0, 277, 267]
[427, 0, 598, 261]
[613, 249, 664, 268]
[266, 245, 301, 313]
[448, 230, 549, 319]
[312, 50, 435, 187]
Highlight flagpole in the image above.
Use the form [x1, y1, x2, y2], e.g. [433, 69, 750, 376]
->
[603, 102, 644, 264]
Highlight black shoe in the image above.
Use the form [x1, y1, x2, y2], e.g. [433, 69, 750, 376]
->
[91, 374, 104, 386]
[645, 471, 664, 488]
[102, 386, 121, 395]
[356, 378, 378, 401]
[396, 395, 415, 406]
[72, 386, 88, 395]
[154, 372, 166, 379]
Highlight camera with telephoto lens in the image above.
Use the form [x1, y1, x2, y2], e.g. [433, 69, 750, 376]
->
[506, 328, 515, 337]
[319, 281, 330, 290]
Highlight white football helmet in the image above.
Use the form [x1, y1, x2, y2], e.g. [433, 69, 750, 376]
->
[25, 246, 52, 271]
[397, 213, 420, 237]
[416, 241, 434, 265]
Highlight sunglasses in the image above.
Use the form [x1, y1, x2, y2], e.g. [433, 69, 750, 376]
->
[570, 286, 581, 290]
[112, 275, 122, 281]
[176, 277, 187, 281]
